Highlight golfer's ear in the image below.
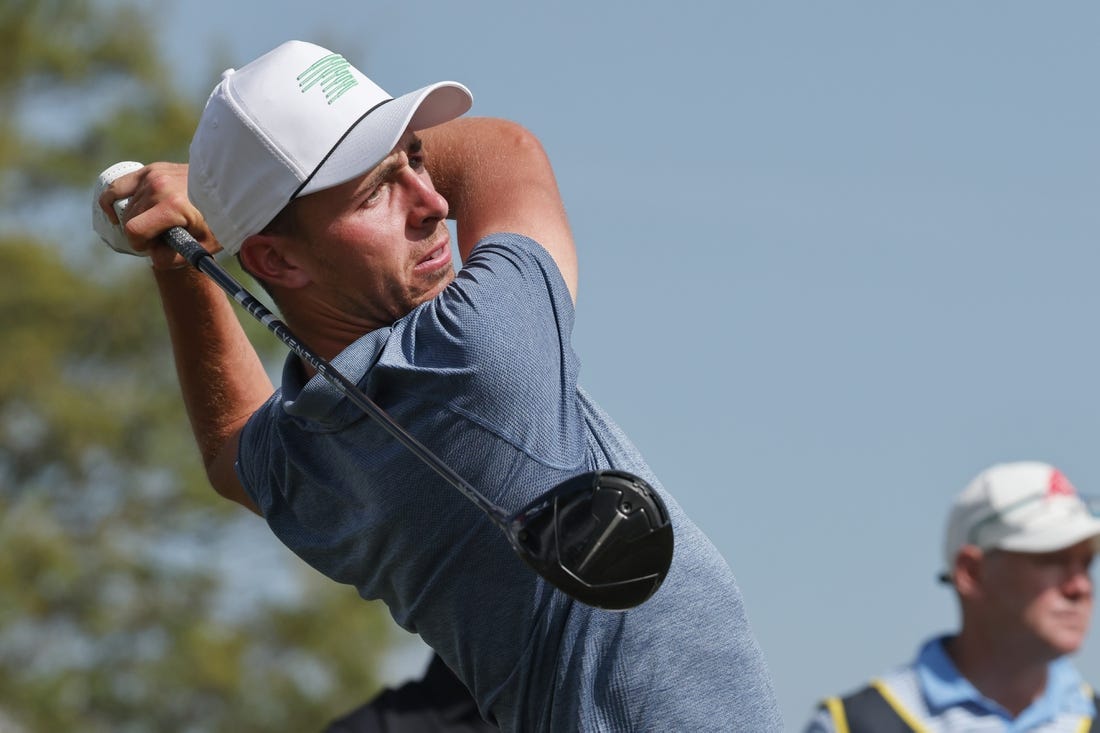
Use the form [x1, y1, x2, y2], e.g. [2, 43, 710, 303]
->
[238, 232, 310, 288]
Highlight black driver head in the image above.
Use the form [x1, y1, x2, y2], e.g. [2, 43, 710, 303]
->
[508, 469, 674, 610]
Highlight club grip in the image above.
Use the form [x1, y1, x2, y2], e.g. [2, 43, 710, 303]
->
[162, 225, 212, 268]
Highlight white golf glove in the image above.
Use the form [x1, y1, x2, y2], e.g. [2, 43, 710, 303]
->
[91, 160, 145, 257]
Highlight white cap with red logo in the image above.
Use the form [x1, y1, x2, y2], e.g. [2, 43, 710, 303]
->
[942, 461, 1100, 577]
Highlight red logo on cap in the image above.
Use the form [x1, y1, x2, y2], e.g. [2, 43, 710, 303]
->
[1048, 469, 1076, 497]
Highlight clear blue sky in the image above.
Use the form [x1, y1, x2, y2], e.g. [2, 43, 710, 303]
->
[152, 1, 1100, 727]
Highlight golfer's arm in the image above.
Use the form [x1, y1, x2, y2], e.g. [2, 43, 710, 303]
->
[423, 117, 578, 301]
[154, 267, 269, 515]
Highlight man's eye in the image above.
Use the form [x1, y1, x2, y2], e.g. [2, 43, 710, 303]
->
[409, 155, 425, 170]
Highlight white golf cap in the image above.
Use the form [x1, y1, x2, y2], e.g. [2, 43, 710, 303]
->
[942, 461, 1100, 578]
[188, 40, 472, 255]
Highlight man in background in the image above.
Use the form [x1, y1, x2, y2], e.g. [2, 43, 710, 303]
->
[806, 461, 1100, 732]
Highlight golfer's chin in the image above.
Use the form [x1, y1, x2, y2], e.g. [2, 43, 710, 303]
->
[414, 268, 457, 306]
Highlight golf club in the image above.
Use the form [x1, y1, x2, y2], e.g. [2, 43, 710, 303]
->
[94, 162, 674, 610]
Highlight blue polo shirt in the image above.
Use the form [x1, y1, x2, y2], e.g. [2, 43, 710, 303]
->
[238, 234, 782, 732]
[805, 635, 1095, 732]
[919, 636, 1094, 728]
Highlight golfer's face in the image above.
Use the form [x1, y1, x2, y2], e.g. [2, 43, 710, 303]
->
[984, 540, 1094, 658]
[292, 130, 454, 326]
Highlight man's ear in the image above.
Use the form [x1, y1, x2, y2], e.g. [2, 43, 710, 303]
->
[953, 545, 986, 598]
[238, 232, 311, 289]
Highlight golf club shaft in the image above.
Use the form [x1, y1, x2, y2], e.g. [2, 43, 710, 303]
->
[155, 223, 511, 527]
[100, 168, 671, 610]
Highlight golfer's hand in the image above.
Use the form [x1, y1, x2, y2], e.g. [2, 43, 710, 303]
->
[97, 162, 221, 271]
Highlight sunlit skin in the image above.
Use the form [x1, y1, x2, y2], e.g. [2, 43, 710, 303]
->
[947, 539, 1095, 715]
[979, 540, 1094, 660]
[241, 131, 454, 359]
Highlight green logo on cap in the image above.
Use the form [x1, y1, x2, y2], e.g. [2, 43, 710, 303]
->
[298, 54, 358, 104]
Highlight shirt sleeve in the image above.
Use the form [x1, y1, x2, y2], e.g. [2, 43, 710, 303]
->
[379, 232, 583, 467]
[235, 392, 282, 513]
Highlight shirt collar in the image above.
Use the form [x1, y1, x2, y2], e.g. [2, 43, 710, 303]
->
[915, 635, 981, 710]
[280, 326, 391, 426]
[915, 635, 1094, 723]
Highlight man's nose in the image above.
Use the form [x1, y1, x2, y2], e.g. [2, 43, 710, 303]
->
[402, 170, 448, 226]
[1063, 563, 1093, 599]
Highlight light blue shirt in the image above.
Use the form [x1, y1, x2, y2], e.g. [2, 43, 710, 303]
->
[238, 234, 782, 732]
[805, 635, 1095, 732]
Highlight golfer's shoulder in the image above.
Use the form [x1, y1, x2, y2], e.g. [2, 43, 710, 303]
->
[459, 233, 572, 301]
[415, 233, 574, 352]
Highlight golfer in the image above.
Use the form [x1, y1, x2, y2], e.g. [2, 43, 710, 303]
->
[99, 40, 781, 731]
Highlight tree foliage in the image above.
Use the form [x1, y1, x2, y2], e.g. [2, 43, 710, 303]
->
[0, 3, 402, 730]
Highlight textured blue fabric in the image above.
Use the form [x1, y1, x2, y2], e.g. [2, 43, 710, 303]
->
[237, 234, 782, 732]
